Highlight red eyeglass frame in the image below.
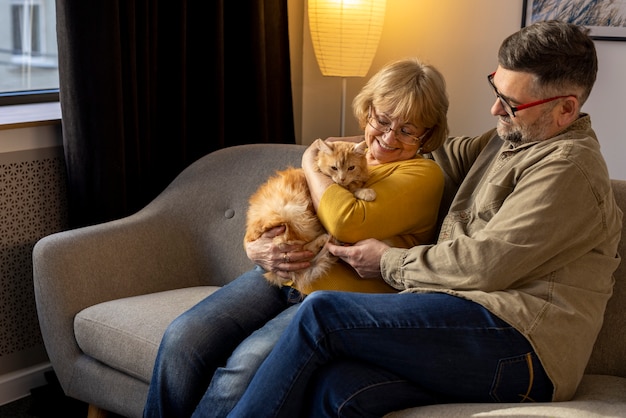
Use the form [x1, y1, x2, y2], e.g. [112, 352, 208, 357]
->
[487, 72, 573, 117]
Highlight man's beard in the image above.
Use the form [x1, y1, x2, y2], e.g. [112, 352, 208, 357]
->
[496, 112, 552, 146]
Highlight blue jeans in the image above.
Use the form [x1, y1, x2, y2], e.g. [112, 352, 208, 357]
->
[143, 266, 302, 418]
[193, 304, 300, 418]
[229, 291, 554, 418]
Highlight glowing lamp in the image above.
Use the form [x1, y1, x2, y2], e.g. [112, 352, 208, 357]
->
[308, 0, 387, 77]
[308, 0, 386, 134]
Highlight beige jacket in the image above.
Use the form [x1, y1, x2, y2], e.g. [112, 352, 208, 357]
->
[381, 115, 623, 401]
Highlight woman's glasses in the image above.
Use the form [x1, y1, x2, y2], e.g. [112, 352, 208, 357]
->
[367, 107, 429, 146]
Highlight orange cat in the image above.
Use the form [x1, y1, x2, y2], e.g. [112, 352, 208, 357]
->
[244, 139, 373, 289]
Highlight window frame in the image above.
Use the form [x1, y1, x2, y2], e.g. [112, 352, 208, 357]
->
[0, 0, 59, 108]
[0, 89, 58, 106]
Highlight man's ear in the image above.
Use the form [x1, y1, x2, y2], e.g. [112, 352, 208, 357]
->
[556, 96, 580, 127]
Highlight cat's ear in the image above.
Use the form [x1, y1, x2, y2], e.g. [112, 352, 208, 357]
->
[353, 141, 367, 155]
[316, 139, 334, 155]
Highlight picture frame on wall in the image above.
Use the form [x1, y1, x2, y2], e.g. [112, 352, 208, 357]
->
[522, 0, 626, 41]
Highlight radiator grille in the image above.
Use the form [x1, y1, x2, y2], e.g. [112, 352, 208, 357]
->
[0, 149, 68, 356]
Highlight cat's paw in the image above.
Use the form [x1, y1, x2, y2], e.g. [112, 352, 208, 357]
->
[304, 233, 331, 254]
[354, 188, 376, 201]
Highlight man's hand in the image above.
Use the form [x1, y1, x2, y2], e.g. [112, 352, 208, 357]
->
[327, 238, 389, 279]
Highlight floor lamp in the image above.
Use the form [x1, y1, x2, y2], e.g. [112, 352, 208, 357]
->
[308, 0, 387, 136]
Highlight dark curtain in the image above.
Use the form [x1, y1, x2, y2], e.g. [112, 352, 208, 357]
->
[55, 0, 296, 228]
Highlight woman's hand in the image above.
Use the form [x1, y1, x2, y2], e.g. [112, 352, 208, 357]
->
[301, 139, 321, 174]
[326, 238, 390, 279]
[301, 139, 334, 210]
[245, 225, 314, 279]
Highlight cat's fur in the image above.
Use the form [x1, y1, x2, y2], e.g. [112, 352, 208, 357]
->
[244, 138, 374, 289]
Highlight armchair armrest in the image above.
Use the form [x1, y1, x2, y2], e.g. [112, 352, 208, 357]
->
[33, 208, 208, 389]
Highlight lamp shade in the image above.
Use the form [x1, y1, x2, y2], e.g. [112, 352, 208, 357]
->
[308, 0, 386, 77]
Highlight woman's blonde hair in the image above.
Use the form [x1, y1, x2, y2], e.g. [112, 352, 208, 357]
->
[352, 58, 449, 153]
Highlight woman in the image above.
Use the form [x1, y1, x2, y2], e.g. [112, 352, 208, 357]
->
[143, 57, 449, 418]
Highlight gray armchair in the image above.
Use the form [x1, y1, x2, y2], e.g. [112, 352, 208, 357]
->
[33, 143, 306, 418]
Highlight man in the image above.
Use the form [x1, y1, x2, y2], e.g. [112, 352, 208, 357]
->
[228, 20, 623, 418]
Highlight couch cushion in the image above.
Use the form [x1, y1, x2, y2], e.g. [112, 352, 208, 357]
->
[384, 374, 626, 417]
[74, 286, 219, 383]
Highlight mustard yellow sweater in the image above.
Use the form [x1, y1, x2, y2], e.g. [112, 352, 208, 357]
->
[296, 156, 444, 294]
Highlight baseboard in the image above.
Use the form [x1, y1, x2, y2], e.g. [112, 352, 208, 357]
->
[0, 362, 53, 405]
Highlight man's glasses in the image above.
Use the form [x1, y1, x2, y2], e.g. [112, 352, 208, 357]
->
[487, 72, 572, 118]
[367, 106, 429, 146]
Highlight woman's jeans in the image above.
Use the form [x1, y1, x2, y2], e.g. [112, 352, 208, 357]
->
[194, 304, 300, 418]
[143, 266, 302, 418]
[229, 291, 554, 418]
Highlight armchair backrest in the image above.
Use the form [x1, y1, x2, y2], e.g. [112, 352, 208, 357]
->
[148, 143, 307, 286]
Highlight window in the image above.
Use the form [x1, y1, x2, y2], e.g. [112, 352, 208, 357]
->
[0, 0, 59, 105]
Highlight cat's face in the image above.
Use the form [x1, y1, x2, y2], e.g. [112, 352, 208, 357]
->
[316, 141, 368, 187]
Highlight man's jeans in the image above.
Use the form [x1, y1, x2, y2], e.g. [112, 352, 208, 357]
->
[230, 291, 554, 418]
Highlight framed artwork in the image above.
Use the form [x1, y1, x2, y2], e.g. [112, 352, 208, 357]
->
[522, 0, 626, 41]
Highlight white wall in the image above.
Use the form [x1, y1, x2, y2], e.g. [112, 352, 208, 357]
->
[298, 0, 626, 180]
